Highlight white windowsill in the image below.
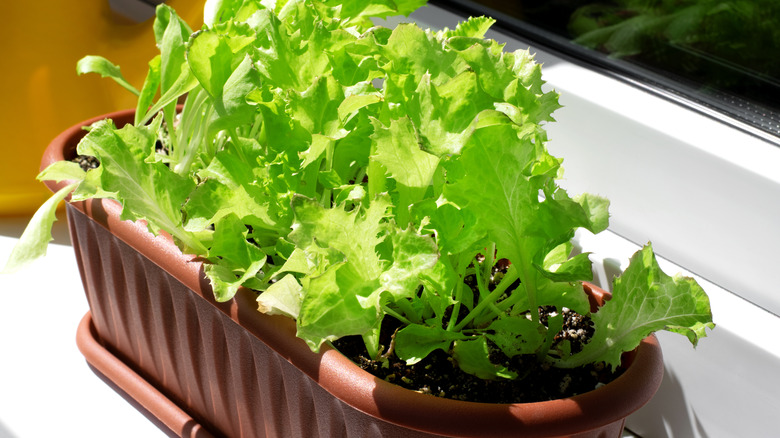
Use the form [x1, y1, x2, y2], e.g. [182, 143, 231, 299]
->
[0, 215, 166, 438]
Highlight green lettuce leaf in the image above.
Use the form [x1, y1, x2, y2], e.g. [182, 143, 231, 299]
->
[183, 137, 285, 238]
[37, 161, 87, 183]
[187, 23, 259, 118]
[289, 196, 392, 350]
[452, 42, 561, 125]
[75, 117, 205, 253]
[257, 273, 304, 319]
[444, 121, 604, 314]
[253, 7, 355, 92]
[290, 195, 390, 281]
[289, 75, 348, 140]
[76, 56, 139, 96]
[203, 0, 271, 26]
[380, 23, 467, 86]
[557, 244, 715, 370]
[438, 16, 495, 39]
[379, 227, 438, 301]
[205, 213, 267, 301]
[395, 324, 466, 365]
[370, 116, 440, 225]
[1, 183, 79, 274]
[453, 337, 517, 380]
[485, 315, 547, 357]
[296, 262, 382, 352]
[135, 56, 162, 126]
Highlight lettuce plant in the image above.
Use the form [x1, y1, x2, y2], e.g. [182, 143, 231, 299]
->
[7, 0, 713, 384]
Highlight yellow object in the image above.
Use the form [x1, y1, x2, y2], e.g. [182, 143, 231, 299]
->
[0, 0, 204, 216]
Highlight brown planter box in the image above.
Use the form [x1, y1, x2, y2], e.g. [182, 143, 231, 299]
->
[45, 109, 664, 437]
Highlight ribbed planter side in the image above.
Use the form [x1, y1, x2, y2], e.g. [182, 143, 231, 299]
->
[68, 204, 442, 438]
[48, 109, 664, 438]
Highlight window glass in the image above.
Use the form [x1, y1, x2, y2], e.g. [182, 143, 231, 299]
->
[433, 0, 780, 140]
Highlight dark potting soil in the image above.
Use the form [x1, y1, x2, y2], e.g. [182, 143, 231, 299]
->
[332, 307, 620, 404]
[73, 154, 100, 172]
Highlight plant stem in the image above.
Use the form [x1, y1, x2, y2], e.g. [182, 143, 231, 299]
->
[381, 304, 412, 326]
[319, 138, 335, 207]
[453, 265, 519, 332]
[175, 86, 207, 149]
[471, 258, 503, 325]
[512, 266, 539, 322]
[163, 104, 180, 159]
[173, 88, 211, 175]
[248, 112, 264, 139]
[472, 260, 489, 301]
[484, 242, 496, 280]
[362, 324, 381, 359]
[353, 167, 367, 187]
[446, 251, 476, 332]
[230, 127, 250, 165]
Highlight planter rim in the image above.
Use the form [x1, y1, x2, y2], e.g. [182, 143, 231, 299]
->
[47, 109, 664, 437]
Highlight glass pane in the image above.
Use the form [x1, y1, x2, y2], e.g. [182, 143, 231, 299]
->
[433, 0, 780, 140]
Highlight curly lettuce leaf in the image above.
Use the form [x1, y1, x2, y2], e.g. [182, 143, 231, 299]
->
[437, 16, 495, 39]
[203, 0, 272, 26]
[452, 42, 561, 125]
[187, 25, 259, 125]
[485, 315, 547, 358]
[290, 195, 390, 283]
[289, 75, 348, 140]
[370, 116, 440, 225]
[74, 117, 205, 253]
[453, 337, 517, 380]
[556, 244, 715, 370]
[184, 137, 286, 238]
[252, 6, 356, 92]
[257, 273, 304, 319]
[205, 213, 267, 301]
[380, 23, 467, 87]
[289, 196, 391, 350]
[444, 121, 606, 314]
[296, 263, 383, 352]
[379, 227, 438, 301]
[395, 324, 466, 365]
[382, 70, 489, 159]
[321, 0, 427, 20]
[423, 201, 485, 256]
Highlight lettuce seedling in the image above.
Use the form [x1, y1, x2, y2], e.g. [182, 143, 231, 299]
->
[7, 0, 713, 384]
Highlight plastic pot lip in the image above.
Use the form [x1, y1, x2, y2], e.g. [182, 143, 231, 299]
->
[313, 314, 662, 437]
[49, 109, 664, 437]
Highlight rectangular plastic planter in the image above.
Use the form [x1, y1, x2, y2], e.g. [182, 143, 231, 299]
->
[46, 109, 663, 438]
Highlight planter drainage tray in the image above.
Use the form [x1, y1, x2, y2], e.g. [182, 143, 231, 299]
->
[76, 312, 214, 438]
